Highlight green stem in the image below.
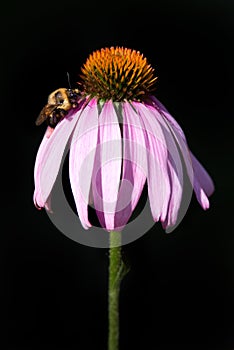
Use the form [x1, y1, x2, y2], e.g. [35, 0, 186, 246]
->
[108, 231, 129, 350]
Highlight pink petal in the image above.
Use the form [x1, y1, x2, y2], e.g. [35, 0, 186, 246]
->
[150, 96, 187, 142]
[150, 96, 213, 210]
[163, 159, 183, 228]
[114, 102, 147, 230]
[140, 103, 184, 228]
[33, 111, 81, 209]
[193, 180, 210, 210]
[69, 99, 99, 230]
[149, 108, 184, 228]
[132, 102, 171, 222]
[190, 153, 215, 197]
[92, 101, 122, 231]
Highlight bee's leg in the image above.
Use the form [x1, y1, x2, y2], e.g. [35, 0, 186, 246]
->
[48, 113, 59, 127]
[67, 90, 79, 108]
[58, 109, 68, 118]
[48, 110, 60, 127]
[70, 95, 78, 107]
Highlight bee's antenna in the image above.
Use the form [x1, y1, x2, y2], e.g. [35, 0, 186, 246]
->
[67, 72, 72, 89]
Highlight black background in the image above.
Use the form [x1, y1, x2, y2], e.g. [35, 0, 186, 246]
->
[2, 0, 234, 349]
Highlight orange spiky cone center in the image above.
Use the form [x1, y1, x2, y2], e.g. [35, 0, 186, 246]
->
[79, 47, 157, 102]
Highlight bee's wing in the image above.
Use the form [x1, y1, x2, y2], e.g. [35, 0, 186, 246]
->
[35, 104, 58, 126]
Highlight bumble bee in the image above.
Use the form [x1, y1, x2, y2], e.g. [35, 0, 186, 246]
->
[35, 88, 80, 127]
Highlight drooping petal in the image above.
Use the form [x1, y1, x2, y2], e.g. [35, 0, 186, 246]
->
[150, 96, 187, 142]
[69, 99, 98, 230]
[193, 179, 210, 210]
[150, 96, 214, 210]
[132, 102, 171, 222]
[92, 101, 122, 231]
[114, 102, 147, 230]
[190, 153, 215, 197]
[145, 105, 184, 228]
[33, 110, 81, 209]
[163, 159, 183, 229]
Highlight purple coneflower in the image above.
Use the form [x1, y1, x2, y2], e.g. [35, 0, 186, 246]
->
[34, 47, 214, 231]
[34, 47, 215, 350]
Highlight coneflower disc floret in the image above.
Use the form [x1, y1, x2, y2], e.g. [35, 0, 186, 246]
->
[80, 46, 157, 102]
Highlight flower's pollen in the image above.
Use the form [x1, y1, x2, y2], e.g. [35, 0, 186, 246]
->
[80, 47, 158, 101]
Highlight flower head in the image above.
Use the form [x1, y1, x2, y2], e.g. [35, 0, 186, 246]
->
[80, 47, 157, 101]
[34, 47, 214, 231]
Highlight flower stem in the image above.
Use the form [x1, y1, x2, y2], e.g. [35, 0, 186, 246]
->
[108, 231, 129, 350]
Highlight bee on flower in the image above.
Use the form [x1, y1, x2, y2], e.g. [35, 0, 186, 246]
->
[34, 46, 214, 231]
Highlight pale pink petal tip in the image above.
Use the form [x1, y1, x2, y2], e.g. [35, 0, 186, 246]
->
[45, 126, 54, 138]
[34, 198, 42, 210]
